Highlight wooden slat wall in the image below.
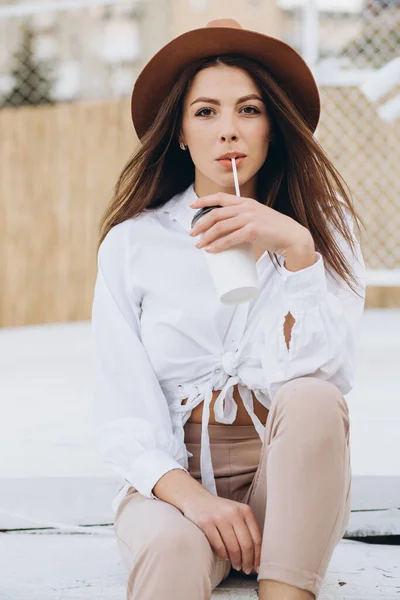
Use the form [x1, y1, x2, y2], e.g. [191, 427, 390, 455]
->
[366, 287, 400, 308]
[0, 98, 136, 327]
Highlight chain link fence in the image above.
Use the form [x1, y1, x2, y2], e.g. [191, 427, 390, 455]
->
[280, 0, 400, 281]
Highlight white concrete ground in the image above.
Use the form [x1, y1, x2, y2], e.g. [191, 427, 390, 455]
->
[0, 532, 399, 600]
[0, 309, 399, 598]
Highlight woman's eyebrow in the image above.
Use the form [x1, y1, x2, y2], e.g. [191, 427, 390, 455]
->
[190, 94, 264, 106]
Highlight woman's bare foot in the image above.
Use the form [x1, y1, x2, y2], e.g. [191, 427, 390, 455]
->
[259, 579, 315, 600]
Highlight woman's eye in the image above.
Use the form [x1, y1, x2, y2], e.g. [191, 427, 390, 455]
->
[195, 107, 213, 117]
[242, 106, 260, 114]
[194, 106, 261, 117]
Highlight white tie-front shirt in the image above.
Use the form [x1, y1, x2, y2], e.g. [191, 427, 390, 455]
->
[90, 182, 366, 515]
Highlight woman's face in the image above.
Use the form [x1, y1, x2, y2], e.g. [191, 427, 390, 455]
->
[180, 64, 273, 198]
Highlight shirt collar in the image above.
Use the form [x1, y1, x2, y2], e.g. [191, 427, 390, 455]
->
[160, 183, 199, 233]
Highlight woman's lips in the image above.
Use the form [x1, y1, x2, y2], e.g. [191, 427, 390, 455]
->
[216, 156, 246, 170]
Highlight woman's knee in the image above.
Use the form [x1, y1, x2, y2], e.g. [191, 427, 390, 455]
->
[274, 377, 349, 432]
[147, 518, 212, 562]
[115, 498, 213, 566]
[141, 520, 230, 589]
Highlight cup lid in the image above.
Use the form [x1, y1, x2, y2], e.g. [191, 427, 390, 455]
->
[191, 205, 222, 229]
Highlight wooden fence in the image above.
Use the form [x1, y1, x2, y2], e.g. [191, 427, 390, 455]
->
[0, 99, 135, 327]
[0, 94, 398, 327]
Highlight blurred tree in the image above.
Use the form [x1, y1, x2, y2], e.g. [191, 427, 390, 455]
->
[2, 24, 55, 107]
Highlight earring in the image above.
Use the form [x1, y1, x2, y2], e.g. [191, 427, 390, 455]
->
[180, 142, 187, 151]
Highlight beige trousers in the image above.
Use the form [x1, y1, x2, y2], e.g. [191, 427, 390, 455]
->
[113, 377, 352, 599]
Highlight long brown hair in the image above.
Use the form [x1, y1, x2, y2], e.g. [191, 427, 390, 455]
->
[98, 54, 365, 295]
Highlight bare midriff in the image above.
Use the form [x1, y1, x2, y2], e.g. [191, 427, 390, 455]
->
[183, 383, 269, 426]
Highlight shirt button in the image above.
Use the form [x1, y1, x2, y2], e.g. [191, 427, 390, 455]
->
[214, 368, 221, 374]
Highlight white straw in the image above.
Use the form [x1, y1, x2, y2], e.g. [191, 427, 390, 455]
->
[231, 158, 240, 196]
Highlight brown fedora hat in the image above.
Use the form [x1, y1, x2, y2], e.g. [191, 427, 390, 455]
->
[131, 18, 320, 140]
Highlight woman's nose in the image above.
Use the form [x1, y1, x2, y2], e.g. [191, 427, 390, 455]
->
[220, 132, 238, 142]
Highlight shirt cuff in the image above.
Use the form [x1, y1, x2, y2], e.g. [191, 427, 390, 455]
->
[127, 448, 189, 500]
[278, 252, 328, 312]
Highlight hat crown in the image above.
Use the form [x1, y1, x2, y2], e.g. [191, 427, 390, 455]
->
[205, 18, 243, 30]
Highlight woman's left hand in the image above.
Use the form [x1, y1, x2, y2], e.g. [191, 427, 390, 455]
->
[189, 192, 314, 259]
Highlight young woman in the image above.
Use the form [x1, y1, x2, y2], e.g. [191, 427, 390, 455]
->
[91, 18, 366, 600]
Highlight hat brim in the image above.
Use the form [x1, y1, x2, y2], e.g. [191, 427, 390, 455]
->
[131, 26, 320, 140]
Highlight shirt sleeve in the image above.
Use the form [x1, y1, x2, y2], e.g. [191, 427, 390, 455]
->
[260, 206, 367, 400]
[90, 222, 189, 500]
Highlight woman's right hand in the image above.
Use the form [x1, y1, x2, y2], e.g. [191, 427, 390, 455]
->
[182, 492, 262, 574]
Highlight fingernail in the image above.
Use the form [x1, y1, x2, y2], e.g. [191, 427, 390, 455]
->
[234, 565, 241, 571]
[244, 568, 251, 575]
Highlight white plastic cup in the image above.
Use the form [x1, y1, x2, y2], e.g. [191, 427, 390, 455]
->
[191, 207, 260, 305]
